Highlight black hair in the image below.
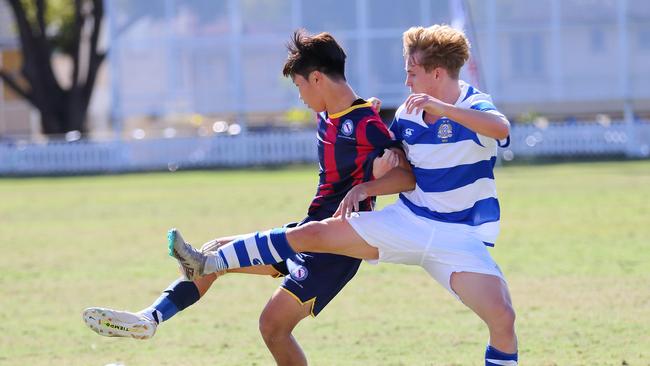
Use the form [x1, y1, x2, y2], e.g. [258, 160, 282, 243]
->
[282, 29, 346, 81]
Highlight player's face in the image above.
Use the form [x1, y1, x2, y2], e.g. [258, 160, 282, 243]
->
[293, 73, 326, 112]
[404, 53, 437, 95]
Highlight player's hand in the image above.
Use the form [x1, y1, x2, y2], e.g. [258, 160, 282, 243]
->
[405, 93, 447, 119]
[200, 239, 225, 253]
[334, 183, 370, 220]
[368, 96, 382, 113]
[372, 149, 399, 179]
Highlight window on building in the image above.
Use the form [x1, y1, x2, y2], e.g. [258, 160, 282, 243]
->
[638, 29, 650, 50]
[590, 28, 605, 53]
[510, 33, 545, 79]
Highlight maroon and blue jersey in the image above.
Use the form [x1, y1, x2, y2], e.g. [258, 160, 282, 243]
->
[307, 99, 394, 219]
[274, 99, 394, 316]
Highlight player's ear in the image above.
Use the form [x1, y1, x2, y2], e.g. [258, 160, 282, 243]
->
[310, 70, 322, 84]
[434, 67, 448, 80]
[433, 67, 441, 79]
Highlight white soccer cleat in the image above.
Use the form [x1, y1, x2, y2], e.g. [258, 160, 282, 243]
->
[82, 307, 157, 340]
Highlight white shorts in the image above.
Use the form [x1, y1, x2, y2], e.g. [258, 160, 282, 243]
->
[348, 200, 505, 299]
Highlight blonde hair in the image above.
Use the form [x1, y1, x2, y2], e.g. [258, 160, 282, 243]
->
[402, 25, 470, 79]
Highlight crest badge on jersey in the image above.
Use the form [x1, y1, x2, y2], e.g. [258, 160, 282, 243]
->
[290, 265, 309, 281]
[437, 121, 453, 141]
[341, 119, 355, 136]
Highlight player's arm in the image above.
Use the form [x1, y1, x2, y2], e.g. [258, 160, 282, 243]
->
[405, 93, 510, 139]
[335, 149, 414, 218]
[443, 105, 509, 139]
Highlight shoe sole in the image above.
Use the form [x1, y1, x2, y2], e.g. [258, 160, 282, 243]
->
[82, 308, 155, 340]
[167, 228, 177, 257]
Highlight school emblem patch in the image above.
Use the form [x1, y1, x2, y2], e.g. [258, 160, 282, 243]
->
[290, 266, 309, 281]
[341, 119, 355, 136]
[437, 122, 453, 140]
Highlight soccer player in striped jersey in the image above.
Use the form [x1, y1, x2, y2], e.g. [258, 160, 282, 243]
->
[170, 25, 518, 365]
[83, 30, 404, 365]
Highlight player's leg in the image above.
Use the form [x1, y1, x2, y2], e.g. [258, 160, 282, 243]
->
[146, 235, 279, 322]
[83, 235, 280, 339]
[287, 218, 378, 258]
[260, 250, 361, 366]
[420, 228, 518, 365]
[259, 288, 311, 366]
[169, 217, 378, 278]
[142, 235, 243, 325]
[450, 272, 518, 362]
[83, 267, 280, 339]
[195, 235, 282, 295]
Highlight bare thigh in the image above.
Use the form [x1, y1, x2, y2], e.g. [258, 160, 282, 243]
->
[286, 217, 379, 260]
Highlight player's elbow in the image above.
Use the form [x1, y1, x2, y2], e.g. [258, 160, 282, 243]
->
[403, 173, 416, 191]
[395, 167, 416, 191]
[492, 119, 510, 140]
[493, 125, 510, 140]
[405, 175, 416, 190]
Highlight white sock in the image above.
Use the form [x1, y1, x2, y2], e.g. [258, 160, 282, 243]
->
[138, 308, 160, 323]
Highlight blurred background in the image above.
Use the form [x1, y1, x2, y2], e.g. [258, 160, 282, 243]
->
[0, 0, 649, 175]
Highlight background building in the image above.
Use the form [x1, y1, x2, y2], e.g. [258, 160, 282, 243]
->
[0, 0, 648, 175]
[105, 0, 650, 132]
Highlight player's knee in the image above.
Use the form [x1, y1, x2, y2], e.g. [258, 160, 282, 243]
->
[489, 302, 516, 332]
[288, 222, 327, 252]
[258, 311, 288, 342]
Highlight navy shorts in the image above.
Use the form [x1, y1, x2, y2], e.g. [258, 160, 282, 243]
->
[272, 217, 362, 316]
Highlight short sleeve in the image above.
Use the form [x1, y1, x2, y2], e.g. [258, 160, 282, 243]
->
[365, 119, 394, 149]
[361, 119, 399, 182]
[470, 99, 509, 148]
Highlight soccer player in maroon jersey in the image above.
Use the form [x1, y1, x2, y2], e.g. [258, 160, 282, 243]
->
[83, 29, 409, 365]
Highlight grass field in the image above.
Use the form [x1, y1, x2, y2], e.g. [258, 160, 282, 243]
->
[1, 161, 649, 365]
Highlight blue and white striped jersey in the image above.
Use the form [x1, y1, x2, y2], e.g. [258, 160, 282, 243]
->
[389, 80, 509, 246]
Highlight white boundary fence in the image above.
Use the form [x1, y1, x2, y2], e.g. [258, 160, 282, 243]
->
[507, 121, 650, 158]
[0, 131, 316, 175]
[0, 122, 649, 176]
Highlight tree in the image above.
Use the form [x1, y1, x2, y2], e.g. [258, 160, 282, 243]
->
[0, 0, 104, 135]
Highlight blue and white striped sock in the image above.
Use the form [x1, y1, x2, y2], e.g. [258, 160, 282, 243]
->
[485, 345, 518, 366]
[205, 228, 295, 272]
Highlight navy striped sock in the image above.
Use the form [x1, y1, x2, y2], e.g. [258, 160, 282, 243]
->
[207, 228, 295, 272]
[485, 345, 518, 366]
[145, 279, 200, 323]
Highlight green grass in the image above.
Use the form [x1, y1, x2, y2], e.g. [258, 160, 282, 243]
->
[1, 161, 649, 365]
